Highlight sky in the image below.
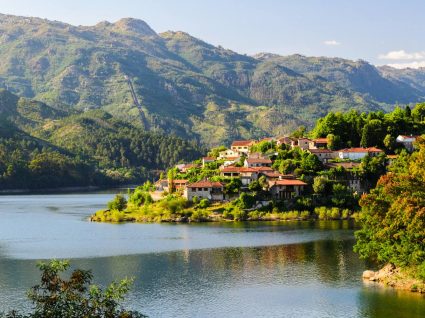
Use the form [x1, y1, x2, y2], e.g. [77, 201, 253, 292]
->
[0, 0, 424, 68]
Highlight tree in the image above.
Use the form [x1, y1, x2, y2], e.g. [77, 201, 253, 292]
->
[2, 260, 145, 318]
[354, 137, 425, 277]
[107, 194, 127, 211]
[412, 102, 425, 122]
[327, 134, 341, 150]
[383, 134, 396, 151]
[313, 176, 330, 194]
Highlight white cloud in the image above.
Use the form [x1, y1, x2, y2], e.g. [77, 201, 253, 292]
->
[323, 40, 340, 46]
[379, 49, 425, 60]
[387, 61, 425, 69]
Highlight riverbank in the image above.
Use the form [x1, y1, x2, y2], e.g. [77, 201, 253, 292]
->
[363, 264, 425, 293]
[90, 201, 357, 223]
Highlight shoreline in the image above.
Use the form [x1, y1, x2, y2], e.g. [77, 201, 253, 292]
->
[0, 184, 139, 195]
[363, 264, 425, 293]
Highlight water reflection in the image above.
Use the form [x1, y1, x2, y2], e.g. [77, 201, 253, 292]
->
[1, 240, 423, 317]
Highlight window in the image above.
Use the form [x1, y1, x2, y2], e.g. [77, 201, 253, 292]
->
[204, 188, 208, 191]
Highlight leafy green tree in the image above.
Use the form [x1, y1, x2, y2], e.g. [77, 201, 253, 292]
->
[2, 260, 145, 318]
[412, 103, 425, 122]
[313, 176, 330, 194]
[107, 194, 127, 211]
[326, 134, 341, 150]
[354, 137, 425, 275]
[383, 134, 396, 151]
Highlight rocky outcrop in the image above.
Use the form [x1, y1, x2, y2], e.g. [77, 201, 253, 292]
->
[363, 264, 425, 293]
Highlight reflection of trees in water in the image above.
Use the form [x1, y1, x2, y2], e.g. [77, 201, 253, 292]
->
[70, 236, 366, 295]
[357, 286, 425, 318]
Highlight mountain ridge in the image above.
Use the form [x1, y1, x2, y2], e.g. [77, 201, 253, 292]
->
[0, 13, 424, 146]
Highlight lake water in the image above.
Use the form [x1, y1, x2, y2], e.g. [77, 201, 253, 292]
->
[0, 191, 424, 317]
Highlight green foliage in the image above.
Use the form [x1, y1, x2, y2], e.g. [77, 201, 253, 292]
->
[1, 260, 145, 318]
[311, 105, 425, 150]
[198, 198, 210, 209]
[107, 194, 127, 211]
[354, 136, 425, 274]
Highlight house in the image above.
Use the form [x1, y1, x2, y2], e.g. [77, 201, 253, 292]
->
[396, 135, 419, 152]
[155, 179, 188, 192]
[307, 149, 336, 162]
[324, 162, 363, 192]
[309, 138, 328, 149]
[268, 179, 307, 200]
[244, 157, 272, 168]
[338, 147, 383, 160]
[259, 171, 293, 181]
[220, 166, 258, 186]
[184, 180, 224, 201]
[202, 157, 215, 167]
[293, 138, 312, 150]
[218, 149, 240, 159]
[172, 179, 188, 191]
[276, 136, 294, 147]
[154, 179, 168, 191]
[231, 140, 255, 154]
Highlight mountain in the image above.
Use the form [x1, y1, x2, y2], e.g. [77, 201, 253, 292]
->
[0, 13, 424, 146]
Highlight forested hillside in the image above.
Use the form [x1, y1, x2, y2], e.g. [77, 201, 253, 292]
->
[0, 90, 203, 190]
[0, 14, 424, 146]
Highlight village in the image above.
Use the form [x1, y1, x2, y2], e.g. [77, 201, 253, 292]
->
[153, 134, 418, 204]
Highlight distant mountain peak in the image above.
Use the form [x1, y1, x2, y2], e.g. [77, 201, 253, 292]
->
[252, 52, 281, 60]
[112, 18, 157, 36]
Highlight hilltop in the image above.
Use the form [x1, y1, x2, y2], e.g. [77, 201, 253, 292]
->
[0, 14, 425, 146]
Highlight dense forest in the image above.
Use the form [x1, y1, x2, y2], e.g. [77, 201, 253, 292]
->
[0, 90, 204, 190]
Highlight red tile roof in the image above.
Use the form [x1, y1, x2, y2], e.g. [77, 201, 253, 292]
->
[308, 149, 334, 153]
[313, 138, 328, 143]
[220, 166, 257, 173]
[231, 140, 254, 147]
[172, 179, 188, 184]
[187, 181, 223, 188]
[269, 179, 307, 186]
[252, 166, 274, 172]
[339, 147, 383, 153]
[202, 157, 215, 161]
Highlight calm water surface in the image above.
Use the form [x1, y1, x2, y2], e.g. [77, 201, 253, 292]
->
[0, 191, 424, 317]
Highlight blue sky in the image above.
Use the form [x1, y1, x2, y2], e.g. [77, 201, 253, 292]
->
[0, 0, 424, 68]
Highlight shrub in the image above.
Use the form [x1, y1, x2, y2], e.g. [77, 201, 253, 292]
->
[190, 209, 210, 222]
[107, 194, 127, 211]
[198, 198, 210, 209]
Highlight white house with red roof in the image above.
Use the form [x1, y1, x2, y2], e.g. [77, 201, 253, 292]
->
[231, 140, 255, 154]
[338, 147, 383, 160]
[184, 180, 224, 201]
[396, 135, 419, 152]
[244, 157, 272, 168]
[307, 148, 336, 162]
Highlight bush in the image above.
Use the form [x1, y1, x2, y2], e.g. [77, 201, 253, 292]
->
[190, 209, 210, 222]
[198, 198, 210, 209]
[107, 194, 127, 211]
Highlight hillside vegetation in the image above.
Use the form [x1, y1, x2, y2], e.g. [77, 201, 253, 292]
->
[0, 14, 425, 146]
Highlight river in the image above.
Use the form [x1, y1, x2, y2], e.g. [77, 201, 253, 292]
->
[0, 191, 424, 317]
